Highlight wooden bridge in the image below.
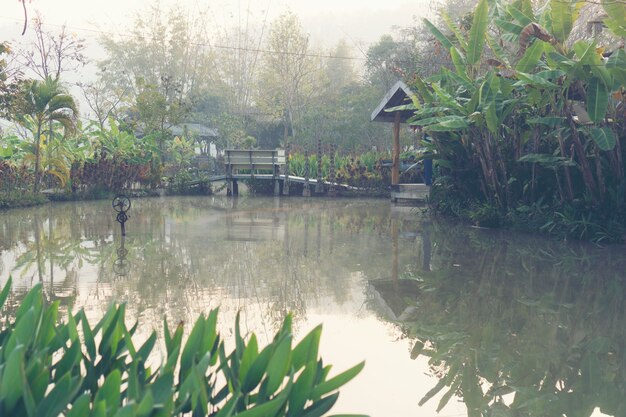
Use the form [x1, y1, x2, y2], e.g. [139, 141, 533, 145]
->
[185, 149, 350, 196]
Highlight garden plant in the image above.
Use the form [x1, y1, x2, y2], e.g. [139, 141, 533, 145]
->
[0, 278, 366, 417]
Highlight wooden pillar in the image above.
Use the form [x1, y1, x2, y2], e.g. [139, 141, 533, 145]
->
[283, 144, 290, 196]
[328, 144, 337, 197]
[392, 111, 401, 186]
[303, 149, 311, 197]
[315, 138, 323, 193]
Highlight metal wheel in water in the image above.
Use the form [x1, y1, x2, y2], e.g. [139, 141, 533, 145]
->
[112, 195, 131, 212]
[116, 212, 128, 224]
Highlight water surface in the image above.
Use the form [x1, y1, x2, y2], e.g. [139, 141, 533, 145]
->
[0, 196, 623, 417]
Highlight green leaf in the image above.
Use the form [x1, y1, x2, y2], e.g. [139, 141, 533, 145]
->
[238, 333, 259, 384]
[550, 0, 578, 43]
[66, 394, 91, 417]
[515, 40, 545, 73]
[300, 392, 340, 417]
[467, 0, 489, 65]
[266, 333, 293, 394]
[79, 312, 97, 361]
[495, 18, 524, 35]
[586, 77, 609, 122]
[288, 362, 316, 416]
[602, 0, 626, 37]
[292, 325, 322, 371]
[180, 314, 206, 380]
[94, 370, 122, 410]
[424, 117, 470, 132]
[442, 11, 468, 50]
[422, 18, 454, 51]
[310, 361, 365, 399]
[35, 373, 83, 417]
[0, 276, 11, 310]
[1, 345, 25, 412]
[450, 47, 467, 77]
[234, 389, 290, 417]
[242, 344, 274, 393]
[589, 127, 616, 151]
[507, 4, 533, 26]
[515, 72, 559, 88]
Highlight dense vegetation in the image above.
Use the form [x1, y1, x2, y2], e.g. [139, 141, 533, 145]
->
[0, 278, 365, 417]
[2, 0, 626, 241]
[408, 0, 626, 240]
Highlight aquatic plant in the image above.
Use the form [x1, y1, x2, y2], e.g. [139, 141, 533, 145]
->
[0, 278, 366, 417]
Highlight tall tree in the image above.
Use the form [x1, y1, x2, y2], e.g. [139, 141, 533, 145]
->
[17, 13, 86, 81]
[98, 3, 215, 129]
[18, 76, 77, 192]
[258, 12, 314, 147]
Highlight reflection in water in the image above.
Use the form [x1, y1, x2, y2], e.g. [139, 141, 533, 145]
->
[0, 197, 624, 416]
[113, 236, 130, 277]
[370, 220, 626, 417]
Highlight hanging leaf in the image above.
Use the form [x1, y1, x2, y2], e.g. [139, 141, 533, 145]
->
[450, 47, 468, 77]
[515, 71, 559, 88]
[588, 127, 616, 151]
[527, 117, 566, 127]
[495, 18, 524, 35]
[516, 40, 545, 73]
[423, 18, 454, 50]
[586, 77, 609, 122]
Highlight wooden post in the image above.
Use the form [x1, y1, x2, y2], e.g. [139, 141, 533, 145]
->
[328, 144, 337, 197]
[283, 144, 290, 196]
[315, 138, 323, 193]
[226, 150, 233, 196]
[392, 111, 401, 186]
[303, 149, 311, 197]
[273, 150, 280, 196]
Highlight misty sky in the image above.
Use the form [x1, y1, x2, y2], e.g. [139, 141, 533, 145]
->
[1, 0, 434, 49]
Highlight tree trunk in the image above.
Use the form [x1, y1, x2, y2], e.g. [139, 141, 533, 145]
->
[34, 121, 42, 193]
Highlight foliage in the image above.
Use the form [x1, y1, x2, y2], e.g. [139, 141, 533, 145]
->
[409, 0, 626, 240]
[383, 222, 626, 416]
[0, 42, 24, 120]
[0, 277, 365, 417]
[15, 76, 78, 193]
[0, 191, 47, 210]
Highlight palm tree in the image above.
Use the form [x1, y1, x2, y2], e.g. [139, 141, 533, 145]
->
[20, 76, 77, 192]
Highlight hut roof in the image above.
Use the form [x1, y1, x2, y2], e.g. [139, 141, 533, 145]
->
[371, 80, 418, 123]
[170, 123, 219, 138]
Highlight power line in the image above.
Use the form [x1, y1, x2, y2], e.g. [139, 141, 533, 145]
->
[0, 15, 367, 62]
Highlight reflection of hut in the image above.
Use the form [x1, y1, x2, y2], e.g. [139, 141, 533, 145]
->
[371, 81, 430, 203]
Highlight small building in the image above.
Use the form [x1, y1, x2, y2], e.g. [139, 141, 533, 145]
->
[371, 80, 431, 203]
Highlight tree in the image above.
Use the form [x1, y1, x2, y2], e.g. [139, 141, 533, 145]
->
[258, 12, 314, 147]
[18, 76, 77, 192]
[98, 4, 215, 121]
[365, 33, 420, 93]
[17, 13, 86, 81]
[0, 42, 24, 119]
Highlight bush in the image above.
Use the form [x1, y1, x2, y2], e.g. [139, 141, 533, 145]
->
[0, 191, 48, 210]
[0, 278, 365, 417]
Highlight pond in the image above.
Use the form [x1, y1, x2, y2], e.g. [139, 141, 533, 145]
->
[0, 196, 624, 417]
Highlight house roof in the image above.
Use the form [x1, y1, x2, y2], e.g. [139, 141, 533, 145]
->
[170, 123, 219, 138]
[370, 80, 418, 123]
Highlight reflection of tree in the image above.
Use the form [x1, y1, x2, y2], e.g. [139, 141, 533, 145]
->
[372, 222, 626, 417]
[2, 196, 413, 334]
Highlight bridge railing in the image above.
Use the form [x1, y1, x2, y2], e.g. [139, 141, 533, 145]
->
[225, 149, 286, 174]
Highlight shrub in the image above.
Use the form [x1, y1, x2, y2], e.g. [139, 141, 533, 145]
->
[0, 278, 365, 417]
